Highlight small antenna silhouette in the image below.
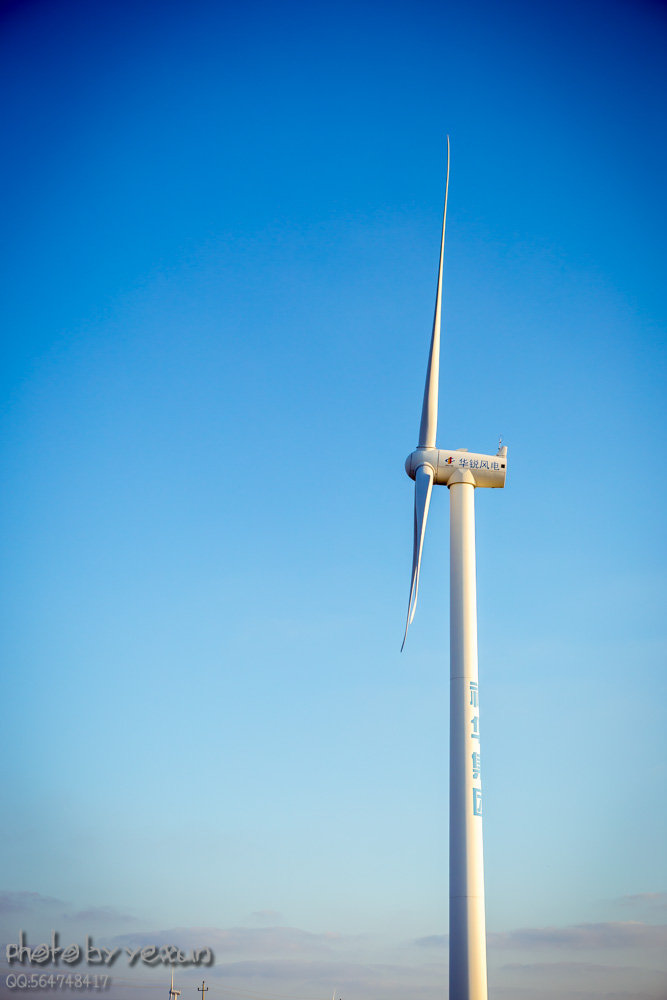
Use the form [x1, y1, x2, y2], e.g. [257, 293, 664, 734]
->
[198, 983, 208, 1000]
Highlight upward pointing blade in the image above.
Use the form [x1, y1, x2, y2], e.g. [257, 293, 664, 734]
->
[418, 136, 450, 449]
[401, 463, 435, 650]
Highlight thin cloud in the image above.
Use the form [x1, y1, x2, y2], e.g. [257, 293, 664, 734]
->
[500, 961, 665, 975]
[62, 907, 138, 924]
[489, 921, 667, 950]
[205, 957, 447, 1000]
[249, 910, 284, 925]
[414, 935, 448, 948]
[615, 892, 667, 910]
[112, 926, 348, 959]
[493, 959, 667, 1000]
[0, 892, 64, 915]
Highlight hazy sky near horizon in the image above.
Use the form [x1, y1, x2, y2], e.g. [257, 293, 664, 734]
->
[1, 0, 666, 998]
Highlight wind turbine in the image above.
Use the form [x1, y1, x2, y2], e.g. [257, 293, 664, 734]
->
[168, 968, 180, 1000]
[402, 138, 507, 1000]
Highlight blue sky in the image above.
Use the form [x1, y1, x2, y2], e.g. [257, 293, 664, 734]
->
[1, 0, 666, 998]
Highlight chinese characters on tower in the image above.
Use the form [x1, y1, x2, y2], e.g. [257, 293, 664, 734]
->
[470, 680, 482, 816]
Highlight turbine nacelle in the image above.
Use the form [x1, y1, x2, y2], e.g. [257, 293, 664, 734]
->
[405, 445, 508, 490]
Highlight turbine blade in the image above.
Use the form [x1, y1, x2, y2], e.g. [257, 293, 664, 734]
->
[401, 464, 435, 650]
[418, 136, 450, 449]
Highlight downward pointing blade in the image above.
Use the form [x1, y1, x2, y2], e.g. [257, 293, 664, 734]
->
[418, 136, 450, 449]
[401, 463, 435, 650]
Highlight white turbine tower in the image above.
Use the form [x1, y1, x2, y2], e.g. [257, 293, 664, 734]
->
[402, 138, 507, 1000]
